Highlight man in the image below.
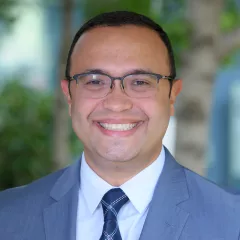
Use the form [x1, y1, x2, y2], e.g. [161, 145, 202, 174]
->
[0, 11, 239, 240]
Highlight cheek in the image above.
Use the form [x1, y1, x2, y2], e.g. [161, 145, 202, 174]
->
[71, 96, 100, 123]
[141, 95, 171, 121]
[70, 100, 95, 142]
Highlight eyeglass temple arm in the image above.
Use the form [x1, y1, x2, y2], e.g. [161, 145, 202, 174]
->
[161, 76, 174, 99]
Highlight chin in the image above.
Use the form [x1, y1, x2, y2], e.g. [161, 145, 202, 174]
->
[98, 148, 138, 163]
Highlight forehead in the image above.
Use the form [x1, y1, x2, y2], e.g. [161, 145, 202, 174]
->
[71, 25, 170, 75]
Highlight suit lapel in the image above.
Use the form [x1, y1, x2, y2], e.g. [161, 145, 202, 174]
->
[43, 160, 81, 240]
[140, 147, 190, 240]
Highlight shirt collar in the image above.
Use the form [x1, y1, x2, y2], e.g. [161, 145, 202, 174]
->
[80, 147, 165, 215]
[120, 147, 165, 213]
[80, 153, 113, 215]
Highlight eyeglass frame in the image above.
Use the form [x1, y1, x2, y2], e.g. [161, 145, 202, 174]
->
[66, 70, 175, 98]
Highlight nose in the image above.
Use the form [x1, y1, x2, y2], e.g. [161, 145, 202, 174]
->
[103, 81, 133, 112]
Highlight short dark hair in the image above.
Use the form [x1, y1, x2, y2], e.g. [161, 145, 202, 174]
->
[65, 11, 176, 80]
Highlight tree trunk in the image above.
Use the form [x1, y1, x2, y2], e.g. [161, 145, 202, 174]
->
[175, 0, 223, 175]
[52, 0, 73, 169]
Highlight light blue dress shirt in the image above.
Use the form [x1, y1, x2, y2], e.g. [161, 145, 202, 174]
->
[76, 147, 165, 240]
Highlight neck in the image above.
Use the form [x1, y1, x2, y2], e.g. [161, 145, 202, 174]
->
[83, 148, 162, 186]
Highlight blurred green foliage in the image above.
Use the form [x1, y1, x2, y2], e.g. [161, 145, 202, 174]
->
[221, 0, 240, 31]
[83, 0, 151, 17]
[0, 0, 17, 29]
[0, 81, 83, 190]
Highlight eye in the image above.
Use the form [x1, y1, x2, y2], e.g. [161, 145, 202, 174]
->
[82, 74, 108, 86]
[133, 80, 150, 85]
[86, 80, 103, 85]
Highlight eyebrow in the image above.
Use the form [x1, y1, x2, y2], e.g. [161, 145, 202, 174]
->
[82, 68, 156, 76]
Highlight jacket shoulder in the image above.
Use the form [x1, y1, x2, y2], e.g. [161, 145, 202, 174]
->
[184, 168, 236, 202]
[0, 167, 66, 210]
[183, 168, 240, 236]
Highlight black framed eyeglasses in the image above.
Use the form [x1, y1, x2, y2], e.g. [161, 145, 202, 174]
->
[68, 70, 174, 99]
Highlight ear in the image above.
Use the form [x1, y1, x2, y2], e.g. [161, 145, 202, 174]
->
[170, 79, 182, 116]
[61, 79, 72, 116]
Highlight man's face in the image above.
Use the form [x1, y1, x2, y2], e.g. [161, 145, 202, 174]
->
[62, 25, 182, 164]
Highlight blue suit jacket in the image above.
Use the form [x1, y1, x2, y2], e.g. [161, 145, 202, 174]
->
[0, 147, 240, 240]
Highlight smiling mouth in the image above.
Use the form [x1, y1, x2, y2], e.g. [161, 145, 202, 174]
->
[98, 122, 139, 131]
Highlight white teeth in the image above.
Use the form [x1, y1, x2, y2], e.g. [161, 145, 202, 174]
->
[99, 123, 137, 131]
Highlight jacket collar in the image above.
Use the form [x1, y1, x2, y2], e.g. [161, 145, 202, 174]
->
[139, 147, 190, 240]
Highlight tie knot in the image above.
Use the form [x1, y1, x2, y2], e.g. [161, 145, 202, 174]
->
[101, 188, 129, 221]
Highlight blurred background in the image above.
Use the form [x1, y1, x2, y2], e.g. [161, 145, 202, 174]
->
[0, 0, 240, 192]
